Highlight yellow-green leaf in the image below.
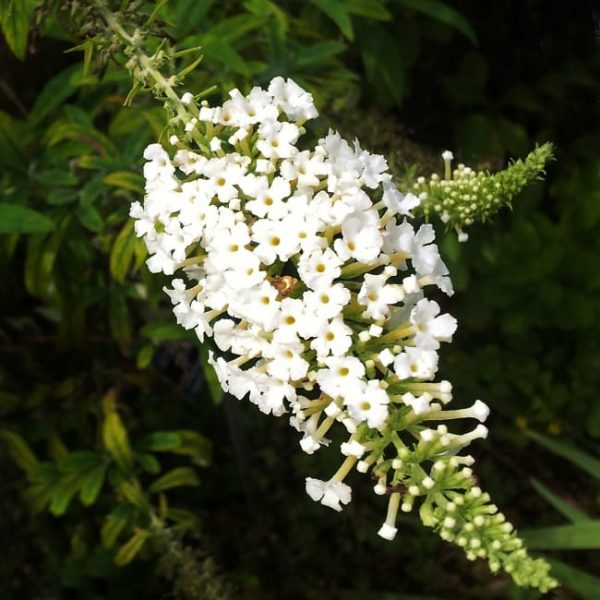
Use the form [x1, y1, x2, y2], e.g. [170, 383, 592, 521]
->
[114, 528, 150, 567]
[101, 504, 135, 549]
[103, 171, 144, 194]
[110, 220, 137, 284]
[148, 467, 200, 494]
[102, 393, 134, 471]
[79, 463, 108, 506]
[0, 429, 38, 472]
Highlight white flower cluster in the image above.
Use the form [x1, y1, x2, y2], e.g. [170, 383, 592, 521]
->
[130, 76, 489, 536]
[130, 77, 557, 591]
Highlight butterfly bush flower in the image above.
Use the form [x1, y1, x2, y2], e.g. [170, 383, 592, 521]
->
[130, 77, 556, 592]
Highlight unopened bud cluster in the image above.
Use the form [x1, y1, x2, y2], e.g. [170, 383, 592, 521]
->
[413, 144, 553, 239]
[130, 78, 555, 591]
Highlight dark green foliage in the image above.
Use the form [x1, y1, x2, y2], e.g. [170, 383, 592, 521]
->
[0, 0, 598, 598]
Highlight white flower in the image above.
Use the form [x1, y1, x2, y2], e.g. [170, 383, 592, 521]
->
[310, 316, 353, 358]
[305, 477, 352, 512]
[316, 356, 366, 398]
[410, 299, 457, 350]
[256, 119, 299, 159]
[303, 283, 351, 320]
[268, 76, 318, 122]
[394, 347, 439, 380]
[345, 379, 389, 428]
[297, 247, 343, 290]
[334, 210, 383, 263]
[358, 273, 405, 320]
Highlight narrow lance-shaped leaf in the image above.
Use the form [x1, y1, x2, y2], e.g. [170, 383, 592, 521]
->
[114, 528, 150, 567]
[521, 520, 600, 550]
[0, 430, 38, 472]
[527, 430, 600, 481]
[0, 204, 55, 234]
[530, 478, 591, 524]
[148, 466, 200, 494]
[102, 391, 134, 471]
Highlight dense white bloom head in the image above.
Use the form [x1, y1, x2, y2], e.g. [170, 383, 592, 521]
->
[129, 78, 515, 582]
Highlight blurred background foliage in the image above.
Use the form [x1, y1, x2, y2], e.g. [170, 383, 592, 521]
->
[0, 0, 598, 598]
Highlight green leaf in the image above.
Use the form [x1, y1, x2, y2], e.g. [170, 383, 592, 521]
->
[346, 0, 391, 20]
[0, 0, 37, 60]
[0, 429, 38, 471]
[530, 478, 591, 524]
[293, 41, 346, 68]
[103, 171, 145, 194]
[201, 38, 251, 76]
[47, 189, 78, 205]
[108, 287, 132, 347]
[114, 528, 150, 567]
[396, 0, 478, 45]
[521, 521, 600, 550]
[110, 221, 137, 284]
[308, 0, 354, 40]
[135, 453, 161, 475]
[28, 64, 81, 126]
[148, 466, 200, 494]
[59, 451, 104, 474]
[170, 430, 212, 467]
[527, 430, 600, 481]
[118, 479, 150, 512]
[140, 322, 194, 342]
[137, 432, 182, 452]
[77, 201, 104, 232]
[547, 559, 600, 599]
[136, 344, 155, 369]
[79, 463, 108, 506]
[101, 505, 135, 549]
[102, 394, 134, 471]
[0, 204, 55, 234]
[49, 474, 81, 516]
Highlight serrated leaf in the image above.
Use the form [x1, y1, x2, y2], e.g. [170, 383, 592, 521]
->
[0, 429, 38, 471]
[527, 430, 600, 481]
[396, 0, 477, 45]
[114, 528, 150, 567]
[148, 466, 200, 494]
[0, 204, 55, 234]
[309, 0, 354, 40]
[79, 463, 108, 506]
[101, 505, 135, 549]
[521, 520, 600, 550]
[110, 221, 136, 284]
